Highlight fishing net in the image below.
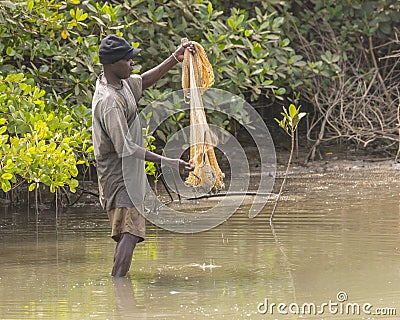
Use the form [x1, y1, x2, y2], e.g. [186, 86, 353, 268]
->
[182, 40, 225, 193]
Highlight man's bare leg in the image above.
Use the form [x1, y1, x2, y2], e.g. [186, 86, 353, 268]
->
[112, 233, 141, 277]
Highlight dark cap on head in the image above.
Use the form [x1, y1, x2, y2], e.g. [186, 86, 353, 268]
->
[98, 35, 141, 64]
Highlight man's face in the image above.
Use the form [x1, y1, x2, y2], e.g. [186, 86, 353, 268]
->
[112, 58, 135, 79]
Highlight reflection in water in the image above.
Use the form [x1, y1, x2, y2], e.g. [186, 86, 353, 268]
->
[112, 276, 147, 320]
[270, 223, 297, 304]
[0, 169, 399, 319]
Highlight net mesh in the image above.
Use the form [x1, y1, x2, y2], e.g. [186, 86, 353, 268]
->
[182, 41, 225, 192]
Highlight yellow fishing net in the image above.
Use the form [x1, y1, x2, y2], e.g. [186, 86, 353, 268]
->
[182, 41, 225, 192]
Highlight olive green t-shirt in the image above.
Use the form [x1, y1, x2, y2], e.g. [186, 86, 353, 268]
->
[92, 74, 146, 211]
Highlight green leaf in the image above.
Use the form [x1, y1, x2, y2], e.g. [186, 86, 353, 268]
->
[176, 112, 184, 122]
[91, 16, 105, 26]
[154, 6, 164, 21]
[227, 18, 235, 29]
[217, 43, 225, 51]
[69, 179, 79, 193]
[27, 0, 34, 12]
[85, 145, 94, 153]
[70, 166, 79, 177]
[156, 129, 166, 142]
[1, 173, 13, 180]
[6, 73, 24, 83]
[244, 29, 252, 37]
[293, 61, 307, 67]
[275, 88, 286, 95]
[266, 34, 280, 40]
[275, 54, 287, 64]
[379, 21, 392, 35]
[237, 15, 245, 26]
[1, 180, 11, 192]
[207, 2, 213, 15]
[289, 104, 297, 119]
[78, 12, 88, 22]
[251, 69, 264, 76]
[6, 47, 14, 56]
[273, 17, 285, 27]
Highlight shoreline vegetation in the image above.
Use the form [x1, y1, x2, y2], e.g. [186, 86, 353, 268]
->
[1, 144, 398, 211]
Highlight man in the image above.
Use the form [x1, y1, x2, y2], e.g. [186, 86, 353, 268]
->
[92, 34, 194, 277]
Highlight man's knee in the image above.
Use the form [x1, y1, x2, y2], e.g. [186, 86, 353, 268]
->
[120, 232, 141, 244]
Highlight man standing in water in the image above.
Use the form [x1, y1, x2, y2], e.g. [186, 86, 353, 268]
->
[92, 35, 194, 277]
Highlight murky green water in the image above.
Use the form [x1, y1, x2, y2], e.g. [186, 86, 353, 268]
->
[0, 169, 399, 320]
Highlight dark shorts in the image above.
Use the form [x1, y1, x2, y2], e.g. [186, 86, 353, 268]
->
[107, 207, 146, 242]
